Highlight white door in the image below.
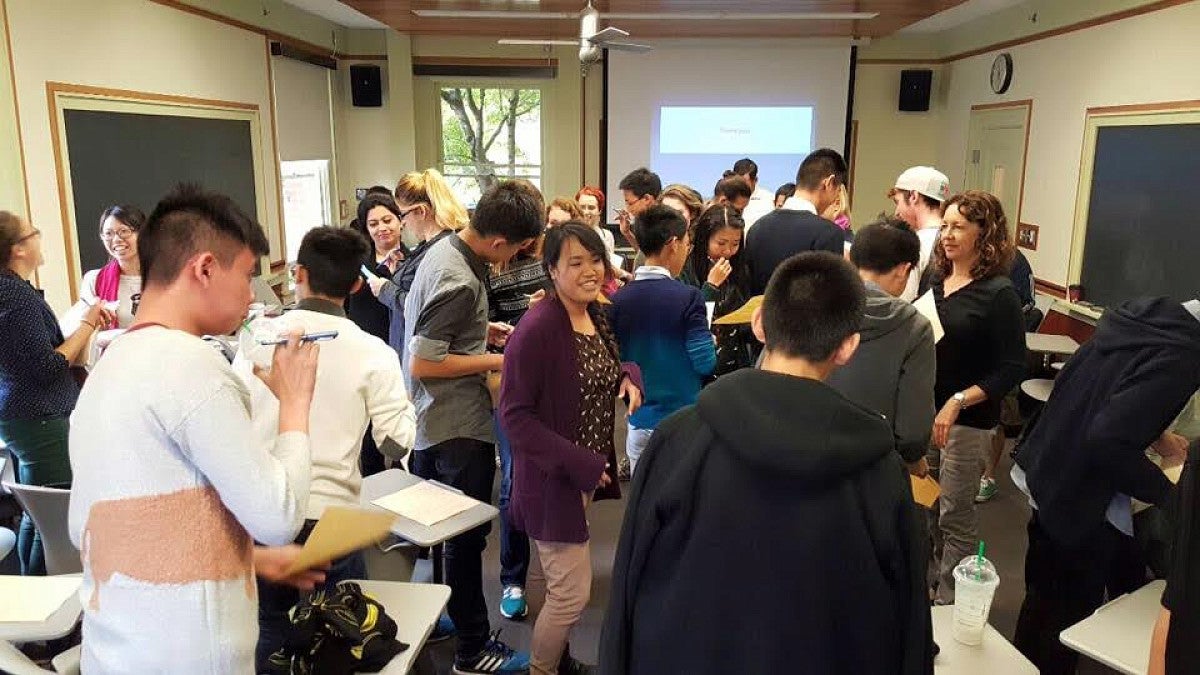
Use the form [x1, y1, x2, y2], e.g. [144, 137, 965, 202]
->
[965, 105, 1030, 232]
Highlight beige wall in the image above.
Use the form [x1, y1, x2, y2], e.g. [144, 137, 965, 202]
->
[0, 0, 25, 219]
[4, 0, 298, 311]
[854, 0, 1198, 286]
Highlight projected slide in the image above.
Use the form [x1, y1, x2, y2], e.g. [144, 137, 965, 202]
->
[652, 106, 814, 197]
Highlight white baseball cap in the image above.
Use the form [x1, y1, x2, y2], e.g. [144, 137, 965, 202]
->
[892, 166, 950, 202]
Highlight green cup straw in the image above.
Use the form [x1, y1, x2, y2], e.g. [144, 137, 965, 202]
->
[976, 541, 986, 581]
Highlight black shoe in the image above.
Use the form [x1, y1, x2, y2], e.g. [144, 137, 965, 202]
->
[452, 630, 530, 674]
[558, 653, 596, 675]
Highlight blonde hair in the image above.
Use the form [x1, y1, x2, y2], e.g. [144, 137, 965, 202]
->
[826, 183, 851, 220]
[394, 168, 469, 232]
[547, 197, 583, 221]
[658, 184, 705, 224]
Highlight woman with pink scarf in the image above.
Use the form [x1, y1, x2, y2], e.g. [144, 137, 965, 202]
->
[80, 205, 144, 328]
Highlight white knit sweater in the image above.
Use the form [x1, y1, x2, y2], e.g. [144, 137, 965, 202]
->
[68, 326, 310, 674]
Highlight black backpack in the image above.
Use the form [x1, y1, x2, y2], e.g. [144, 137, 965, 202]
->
[266, 581, 409, 674]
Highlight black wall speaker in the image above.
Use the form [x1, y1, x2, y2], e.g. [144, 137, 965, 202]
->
[899, 69, 933, 112]
[349, 64, 383, 107]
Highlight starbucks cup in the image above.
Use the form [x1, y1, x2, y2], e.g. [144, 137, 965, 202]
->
[952, 554, 999, 646]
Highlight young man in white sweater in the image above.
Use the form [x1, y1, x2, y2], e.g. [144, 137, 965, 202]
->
[69, 184, 320, 674]
[233, 226, 416, 671]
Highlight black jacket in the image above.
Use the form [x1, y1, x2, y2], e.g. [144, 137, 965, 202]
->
[600, 368, 933, 675]
[1015, 297, 1200, 546]
[746, 209, 844, 294]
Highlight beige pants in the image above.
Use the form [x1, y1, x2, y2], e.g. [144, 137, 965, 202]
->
[530, 492, 594, 675]
[927, 424, 991, 604]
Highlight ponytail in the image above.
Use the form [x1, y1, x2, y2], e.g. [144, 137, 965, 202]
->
[394, 168, 469, 232]
[586, 301, 621, 363]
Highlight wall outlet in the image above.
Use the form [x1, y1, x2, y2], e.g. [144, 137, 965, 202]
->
[1017, 222, 1039, 250]
[339, 200, 349, 220]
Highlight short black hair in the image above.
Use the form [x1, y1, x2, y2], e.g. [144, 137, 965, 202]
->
[849, 218, 920, 274]
[618, 167, 662, 199]
[775, 183, 796, 202]
[762, 252, 864, 362]
[366, 185, 392, 196]
[733, 158, 758, 181]
[297, 226, 371, 299]
[795, 148, 848, 191]
[632, 204, 688, 256]
[472, 179, 545, 242]
[714, 175, 752, 202]
[139, 183, 269, 287]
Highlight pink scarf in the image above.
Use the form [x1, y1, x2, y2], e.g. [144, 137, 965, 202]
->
[94, 260, 121, 302]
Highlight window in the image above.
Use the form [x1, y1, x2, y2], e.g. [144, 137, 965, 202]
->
[280, 160, 333, 262]
[439, 86, 542, 207]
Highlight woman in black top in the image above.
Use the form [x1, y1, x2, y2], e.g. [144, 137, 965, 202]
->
[927, 190, 1026, 604]
[345, 192, 406, 343]
[682, 204, 752, 377]
[0, 212, 112, 574]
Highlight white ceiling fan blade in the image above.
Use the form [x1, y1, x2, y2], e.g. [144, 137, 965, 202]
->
[586, 26, 629, 42]
[498, 39, 580, 46]
[600, 41, 653, 53]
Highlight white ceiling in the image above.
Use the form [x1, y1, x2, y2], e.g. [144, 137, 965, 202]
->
[899, 0, 1027, 33]
[281, 0, 387, 29]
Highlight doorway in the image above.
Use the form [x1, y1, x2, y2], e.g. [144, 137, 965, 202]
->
[964, 101, 1032, 229]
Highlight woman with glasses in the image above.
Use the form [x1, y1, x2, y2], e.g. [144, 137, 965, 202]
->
[80, 205, 145, 328]
[0, 211, 113, 574]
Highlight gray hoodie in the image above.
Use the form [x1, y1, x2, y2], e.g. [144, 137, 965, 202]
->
[827, 280, 936, 463]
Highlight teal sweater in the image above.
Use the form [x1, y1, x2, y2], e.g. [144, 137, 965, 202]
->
[610, 272, 716, 428]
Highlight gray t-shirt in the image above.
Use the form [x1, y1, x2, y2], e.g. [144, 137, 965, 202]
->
[403, 235, 494, 451]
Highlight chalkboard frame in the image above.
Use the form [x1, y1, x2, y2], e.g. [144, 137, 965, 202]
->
[1068, 102, 1200, 308]
[47, 82, 275, 301]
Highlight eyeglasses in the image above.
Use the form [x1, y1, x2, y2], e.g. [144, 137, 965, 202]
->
[101, 228, 135, 241]
[15, 228, 40, 244]
[397, 205, 423, 221]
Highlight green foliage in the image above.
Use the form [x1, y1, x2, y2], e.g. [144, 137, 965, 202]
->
[439, 87, 541, 199]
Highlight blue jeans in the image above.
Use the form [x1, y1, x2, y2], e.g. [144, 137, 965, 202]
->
[496, 416, 530, 588]
[625, 424, 654, 476]
[0, 417, 72, 576]
[256, 519, 368, 671]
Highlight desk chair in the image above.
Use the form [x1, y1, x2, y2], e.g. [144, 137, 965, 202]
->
[0, 640, 79, 675]
[2, 484, 80, 576]
[0, 526, 15, 574]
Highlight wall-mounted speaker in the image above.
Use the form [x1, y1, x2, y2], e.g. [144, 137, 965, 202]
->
[899, 69, 933, 112]
[349, 64, 383, 107]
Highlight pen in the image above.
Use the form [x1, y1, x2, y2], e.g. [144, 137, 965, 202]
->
[256, 330, 338, 346]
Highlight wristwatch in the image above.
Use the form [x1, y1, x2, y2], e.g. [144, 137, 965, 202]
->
[952, 391, 968, 408]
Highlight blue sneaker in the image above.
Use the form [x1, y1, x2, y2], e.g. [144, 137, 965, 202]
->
[453, 630, 530, 674]
[499, 585, 528, 620]
[428, 614, 456, 643]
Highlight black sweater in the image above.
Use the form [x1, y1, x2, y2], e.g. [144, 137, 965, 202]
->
[745, 209, 844, 294]
[600, 369, 933, 675]
[933, 275, 1027, 429]
[1015, 297, 1200, 547]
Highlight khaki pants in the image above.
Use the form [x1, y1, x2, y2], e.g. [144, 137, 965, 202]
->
[530, 539, 592, 674]
[927, 425, 990, 604]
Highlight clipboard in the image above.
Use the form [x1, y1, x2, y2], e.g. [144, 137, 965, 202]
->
[283, 506, 397, 575]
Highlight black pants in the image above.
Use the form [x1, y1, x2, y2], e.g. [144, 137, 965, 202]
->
[255, 519, 368, 673]
[1014, 511, 1147, 675]
[359, 423, 386, 477]
[410, 438, 496, 660]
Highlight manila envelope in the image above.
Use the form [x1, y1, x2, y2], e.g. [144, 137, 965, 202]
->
[910, 475, 941, 509]
[712, 295, 763, 325]
[284, 506, 397, 575]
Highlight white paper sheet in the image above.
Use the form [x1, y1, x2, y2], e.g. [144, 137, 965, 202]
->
[913, 290, 945, 344]
[0, 575, 80, 623]
[371, 481, 480, 527]
[705, 302, 715, 327]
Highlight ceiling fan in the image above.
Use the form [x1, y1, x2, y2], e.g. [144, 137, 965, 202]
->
[496, 1, 652, 69]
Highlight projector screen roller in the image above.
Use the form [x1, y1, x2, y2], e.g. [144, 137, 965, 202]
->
[607, 42, 850, 215]
[653, 106, 814, 199]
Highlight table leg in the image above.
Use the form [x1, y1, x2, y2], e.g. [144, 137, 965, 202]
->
[432, 543, 444, 585]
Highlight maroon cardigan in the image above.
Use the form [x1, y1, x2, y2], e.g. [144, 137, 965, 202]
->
[500, 295, 642, 543]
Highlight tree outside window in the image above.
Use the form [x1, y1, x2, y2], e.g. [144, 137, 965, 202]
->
[440, 86, 542, 207]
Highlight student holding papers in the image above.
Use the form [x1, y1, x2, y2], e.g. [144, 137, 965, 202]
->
[925, 191, 1026, 605]
[68, 185, 319, 674]
[234, 226, 416, 671]
[502, 223, 643, 675]
[827, 219, 935, 476]
[601, 253, 931, 675]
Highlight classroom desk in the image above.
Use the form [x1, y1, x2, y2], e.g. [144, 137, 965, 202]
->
[0, 575, 81, 643]
[361, 469, 498, 584]
[1026, 332, 1080, 356]
[1060, 579, 1165, 675]
[354, 580, 451, 674]
[931, 606, 1037, 674]
[1020, 378, 1055, 403]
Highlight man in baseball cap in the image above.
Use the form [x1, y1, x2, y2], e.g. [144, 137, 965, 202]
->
[889, 166, 950, 301]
